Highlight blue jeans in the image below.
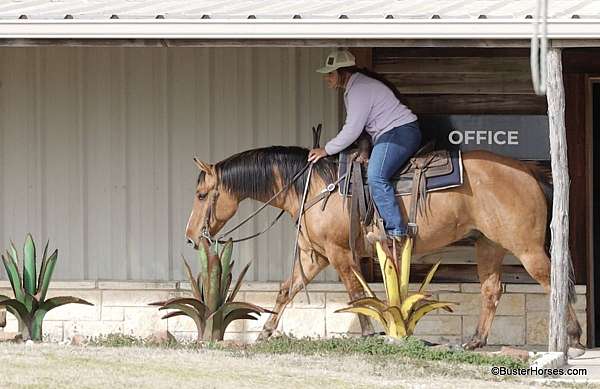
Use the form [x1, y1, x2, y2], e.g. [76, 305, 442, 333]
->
[367, 121, 422, 237]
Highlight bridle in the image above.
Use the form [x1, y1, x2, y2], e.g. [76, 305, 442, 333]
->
[198, 162, 312, 245]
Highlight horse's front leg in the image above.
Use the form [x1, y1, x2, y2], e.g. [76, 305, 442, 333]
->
[257, 250, 329, 341]
[463, 237, 506, 350]
[326, 244, 375, 337]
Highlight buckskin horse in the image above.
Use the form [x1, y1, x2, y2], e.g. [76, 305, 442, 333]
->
[185, 145, 584, 352]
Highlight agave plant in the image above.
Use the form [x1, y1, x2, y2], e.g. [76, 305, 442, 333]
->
[151, 239, 272, 342]
[336, 238, 456, 338]
[0, 234, 93, 341]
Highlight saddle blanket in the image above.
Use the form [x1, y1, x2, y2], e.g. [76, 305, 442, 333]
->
[338, 149, 463, 197]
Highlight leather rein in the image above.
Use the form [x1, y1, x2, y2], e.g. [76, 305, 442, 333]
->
[201, 161, 341, 245]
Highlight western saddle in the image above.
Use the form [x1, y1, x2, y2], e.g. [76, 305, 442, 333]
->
[337, 135, 458, 259]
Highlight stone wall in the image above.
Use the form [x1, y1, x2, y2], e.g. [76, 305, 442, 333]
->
[0, 281, 587, 346]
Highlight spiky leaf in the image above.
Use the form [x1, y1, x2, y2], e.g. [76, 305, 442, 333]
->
[0, 299, 30, 324]
[158, 297, 209, 320]
[407, 301, 456, 333]
[1, 253, 24, 302]
[198, 241, 209, 289]
[36, 250, 58, 302]
[215, 301, 273, 320]
[206, 244, 222, 311]
[21, 291, 37, 314]
[400, 293, 429, 320]
[9, 241, 18, 269]
[160, 311, 188, 320]
[223, 312, 259, 330]
[335, 306, 388, 329]
[159, 303, 205, 335]
[23, 234, 36, 295]
[399, 237, 413, 300]
[419, 261, 441, 294]
[375, 243, 401, 307]
[219, 240, 233, 296]
[181, 255, 202, 300]
[227, 262, 251, 303]
[382, 306, 407, 338]
[348, 297, 388, 311]
[350, 268, 375, 298]
[36, 240, 50, 295]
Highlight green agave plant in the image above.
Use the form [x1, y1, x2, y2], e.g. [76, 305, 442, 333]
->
[0, 234, 93, 341]
[151, 239, 273, 342]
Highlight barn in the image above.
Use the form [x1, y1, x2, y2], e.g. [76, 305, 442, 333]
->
[0, 0, 598, 348]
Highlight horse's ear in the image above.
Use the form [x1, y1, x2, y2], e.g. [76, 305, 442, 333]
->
[193, 157, 212, 174]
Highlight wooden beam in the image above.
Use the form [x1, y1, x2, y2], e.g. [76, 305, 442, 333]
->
[387, 72, 534, 95]
[547, 48, 570, 356]
[374, 57, 530, 74]
[404, 94, 547, 114]
[0, 38, 533, 48]
[349, 47, 373, 69]
[361, 263, 535, 284]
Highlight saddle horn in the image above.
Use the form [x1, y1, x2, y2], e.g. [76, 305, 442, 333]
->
[312, 123, 322, 149]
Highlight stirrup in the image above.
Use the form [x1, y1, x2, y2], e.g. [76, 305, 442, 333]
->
[407, 223, 418, 237]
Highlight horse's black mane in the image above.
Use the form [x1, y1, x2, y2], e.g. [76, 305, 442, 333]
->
[197, 146, 337, 201]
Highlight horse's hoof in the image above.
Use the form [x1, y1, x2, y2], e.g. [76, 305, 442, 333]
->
[361, 331, 381, 338]
[462, 338, 485, 350]
[256, 329, 273, 342]
[568, 345, 586, 359]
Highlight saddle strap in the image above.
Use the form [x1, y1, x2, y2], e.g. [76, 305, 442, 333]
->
[349, 159, 362, 264]
[407, 154, 436, 237]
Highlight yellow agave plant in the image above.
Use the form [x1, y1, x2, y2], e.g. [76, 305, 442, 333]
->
[336, 238, 456, 338]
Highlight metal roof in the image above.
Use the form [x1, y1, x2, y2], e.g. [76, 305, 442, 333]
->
[1, 0, 599, 20]
[0, 1, 599, 39]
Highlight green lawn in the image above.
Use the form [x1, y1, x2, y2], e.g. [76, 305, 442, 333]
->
[0, 338, 570, 389]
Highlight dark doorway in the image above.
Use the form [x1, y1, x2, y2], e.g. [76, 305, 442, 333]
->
[593, 82, 600, 346]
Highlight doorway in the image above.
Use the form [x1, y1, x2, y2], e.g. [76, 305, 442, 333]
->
[592, 80, 600, 346]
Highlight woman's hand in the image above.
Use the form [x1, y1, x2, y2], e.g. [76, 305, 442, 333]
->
[308, 148, 328, 163]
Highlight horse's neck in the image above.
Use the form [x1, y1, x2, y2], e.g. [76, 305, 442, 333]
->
[249, 192, 299, 218]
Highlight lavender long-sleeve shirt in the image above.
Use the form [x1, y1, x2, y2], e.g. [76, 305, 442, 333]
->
[324, 72, 418, 155]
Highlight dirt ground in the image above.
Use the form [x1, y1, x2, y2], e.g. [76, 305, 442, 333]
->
[0, 343, 585, 389]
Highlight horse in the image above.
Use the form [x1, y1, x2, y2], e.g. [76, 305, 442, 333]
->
[185, 145, 584, 352]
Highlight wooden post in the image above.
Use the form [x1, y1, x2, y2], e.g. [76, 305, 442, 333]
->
[0, 308, 5, 328]
[547, 48, 570, 355]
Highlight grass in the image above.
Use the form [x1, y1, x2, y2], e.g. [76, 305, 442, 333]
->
[250, 335, 529, 369]
[0, 335, 590, 388]
[88, 333, 527, 369]
[0, 341, 537, 389]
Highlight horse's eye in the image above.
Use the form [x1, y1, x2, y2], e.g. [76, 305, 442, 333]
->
[197, 192, 207, 200]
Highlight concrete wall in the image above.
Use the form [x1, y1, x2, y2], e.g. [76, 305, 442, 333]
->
[0, 281, 587, 347]
[0, 47, 340, 282]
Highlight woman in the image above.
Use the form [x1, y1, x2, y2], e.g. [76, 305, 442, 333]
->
[307, 49, 422, 245]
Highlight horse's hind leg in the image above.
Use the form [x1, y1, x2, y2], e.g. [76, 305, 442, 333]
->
[257, 250, 328, 341]
[464, 237, 506, 350]
[513, 247, 584, 353]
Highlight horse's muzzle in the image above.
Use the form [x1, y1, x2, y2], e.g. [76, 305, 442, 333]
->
[186, 237, 198, 250]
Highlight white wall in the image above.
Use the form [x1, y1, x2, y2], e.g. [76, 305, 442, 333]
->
[0, 47, 341, 282]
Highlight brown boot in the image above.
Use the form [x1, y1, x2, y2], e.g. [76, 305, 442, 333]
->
[387, 235, 408, 261]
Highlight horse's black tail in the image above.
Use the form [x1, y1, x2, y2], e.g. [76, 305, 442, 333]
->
[526, 162, 577, 304]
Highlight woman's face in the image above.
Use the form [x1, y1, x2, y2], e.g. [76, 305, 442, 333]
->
[323, 70, 340, 89]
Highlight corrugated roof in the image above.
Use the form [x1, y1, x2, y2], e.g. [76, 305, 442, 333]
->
[1, 1, 599, 39]
[0, 0, 598, 20]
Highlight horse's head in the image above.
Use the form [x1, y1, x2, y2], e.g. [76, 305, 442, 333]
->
[185, 157, 240, 249]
